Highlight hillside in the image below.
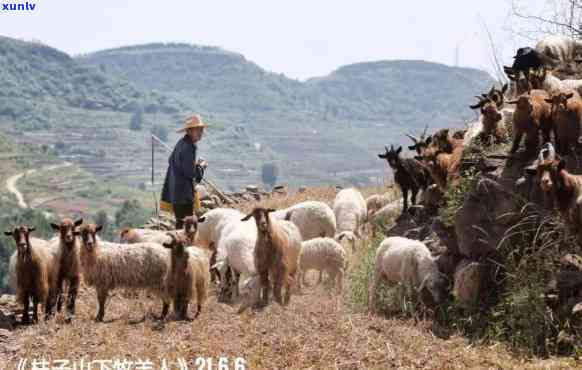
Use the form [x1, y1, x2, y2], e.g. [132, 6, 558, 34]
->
[0, 37, 494, 200]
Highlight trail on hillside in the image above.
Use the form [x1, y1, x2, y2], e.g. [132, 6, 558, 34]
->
[5, 162, 71, 208]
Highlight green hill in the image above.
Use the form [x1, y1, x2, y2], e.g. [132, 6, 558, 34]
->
[0, 37, 494, 193]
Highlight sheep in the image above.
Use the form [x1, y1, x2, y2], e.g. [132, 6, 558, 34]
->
[507, 89, 552, 155]
[368, 236, 449, 312]
[529, 68, 582, 98]
[48, 217, 83, 318]
[335, 231, 358, 255]
[297, 237, 347, 293]
[535, 35, 582, 63]
[332, 188, 367, 245]
[75, 223, 171, 322]
[271, 201, 336, 240]
[6, 226, 58, 324]
[544, 91, 582, 155]
[378, 146, 431, 213]
[527, 148, 582, 240]
[470, 96, 505, 145]
[120, 215, 198, 245]
[196, 208, 256, 302]
[241, 207, 302, 308]
[366, 194, 393, 218]
[162, 232, 209, 320]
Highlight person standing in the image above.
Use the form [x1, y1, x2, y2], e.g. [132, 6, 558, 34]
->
[161, 115, 208, 229]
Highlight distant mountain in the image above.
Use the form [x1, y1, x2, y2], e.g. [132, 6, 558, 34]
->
[0, 37, 182, 129]
[82, 43, 492, 128]
[0, 37, 494, 191]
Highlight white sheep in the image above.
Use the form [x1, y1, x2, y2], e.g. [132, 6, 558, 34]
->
[365, 194, 392, 218]
[272, 201, 336, 240]
[196, 208, 256, 302]
[535, 35, 582, 62]
[120, 216, 198, 245]
[533, 69, 582, 96]
[162, 233, 209, 320]
[76, 224, 171, 322]
[298, 237, 347, 294]
[368, 237, 449, 312]
[333, 188, 367, 250]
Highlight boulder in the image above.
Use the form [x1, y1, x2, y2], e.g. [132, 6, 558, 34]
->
[0, 308, 15, 331]
[453, 260, 486, 307]
[245, 185, 259, 193]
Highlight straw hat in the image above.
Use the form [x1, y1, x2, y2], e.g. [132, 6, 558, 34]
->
[176, 115, 208, 133]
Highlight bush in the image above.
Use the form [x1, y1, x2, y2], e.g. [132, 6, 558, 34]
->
[115, 199, 150, 228]
[439, 167, 479, 227]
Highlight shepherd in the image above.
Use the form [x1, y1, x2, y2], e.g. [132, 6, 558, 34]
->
[161, 115, 208, 229]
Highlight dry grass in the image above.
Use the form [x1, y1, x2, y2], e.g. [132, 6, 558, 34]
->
[3, 186, 579, 369]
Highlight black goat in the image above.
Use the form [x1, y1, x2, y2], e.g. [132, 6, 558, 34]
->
[504, 47, 557, 93]
[378, 145, 431, 213]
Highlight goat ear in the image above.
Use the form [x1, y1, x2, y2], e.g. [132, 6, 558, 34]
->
[337, 233, 345, 241]
[198, 216, 206, 223]
[414, 156, 423, 161]
[469, 103, 481, 109]
[507, 100, 518, 105]
[501, 83, 508, 94]
[407, 145, 416, 151]
[378, 153, 387, 159]
[95, 225, 103, 233]
[267, 208, 276, 213]
[4, 231, 12, 236]
[241, 214, 252, 222]
[566, 92, 574, 100]
[425, 137, 432, 145]
[74, 218, 83, 227]
[27, 227, 35, 233]
[396, 146, 402, 154]
[544, 99, 553, 104]
[50, 223, 60, 231]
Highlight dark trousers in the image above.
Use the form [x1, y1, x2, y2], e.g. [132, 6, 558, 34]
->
[173, 203, 193, 229]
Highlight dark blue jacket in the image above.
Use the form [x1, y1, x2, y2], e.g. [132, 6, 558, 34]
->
[161, 135, 204, 205]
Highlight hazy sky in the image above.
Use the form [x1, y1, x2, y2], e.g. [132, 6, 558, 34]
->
[0, 0, 545, 80]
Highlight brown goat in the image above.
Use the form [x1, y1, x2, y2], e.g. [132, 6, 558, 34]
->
[544, 91, 582, 155]
[470, 96, 505, 144]
[49, 217, 83, 319]
[242, 207, 301, 308]
[507, 90, 552, 155]
[5, 226, 58, 324]
[162, 232, 209, 321]
[418, 150, 461, 191]
[527, 157, 582, 240]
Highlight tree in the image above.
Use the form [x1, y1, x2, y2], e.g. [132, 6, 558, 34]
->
[261, 162, 279, 188]
[510, 0, 582, 39]
[129, 107, 143, 131]
[115, 200, 149, 228]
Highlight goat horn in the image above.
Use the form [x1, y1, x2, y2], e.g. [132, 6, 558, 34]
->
[405, 134, 418, 143]
[421, 125, 429, 138]
[384, 145, 390, 152]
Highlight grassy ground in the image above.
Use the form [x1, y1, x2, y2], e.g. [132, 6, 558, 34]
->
[2, 187, 580, 369]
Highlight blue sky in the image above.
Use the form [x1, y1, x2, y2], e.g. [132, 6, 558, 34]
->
[0, 0, 547, 80]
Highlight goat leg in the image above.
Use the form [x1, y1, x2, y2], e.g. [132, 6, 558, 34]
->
[95, 288, 108, 322]
[510, 133, 523, 154]
[21, 294, 30, 324]
[32, 296, 39, 323]
[66, 277, 79, 317]
[402, 188, 409, 212]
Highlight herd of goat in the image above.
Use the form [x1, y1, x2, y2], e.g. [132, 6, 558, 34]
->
[6, 34, 582, 326]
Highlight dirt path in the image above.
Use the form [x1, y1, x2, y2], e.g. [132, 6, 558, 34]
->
[5, 162, 71, 208]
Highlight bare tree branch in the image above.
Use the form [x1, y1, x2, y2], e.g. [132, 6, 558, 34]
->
[480, 16, 508, 84]
[510, 0, 582, 39]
